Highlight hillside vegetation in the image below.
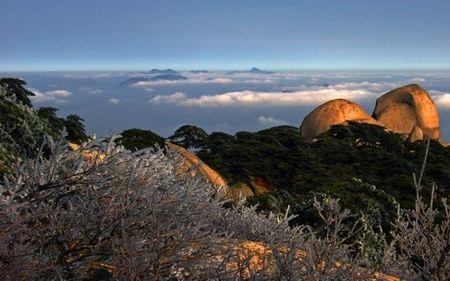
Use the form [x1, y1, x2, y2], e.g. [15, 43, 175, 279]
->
[1, 78, 450, 280]
[0, 78, 88, 174]
[168, 124, 449, 230]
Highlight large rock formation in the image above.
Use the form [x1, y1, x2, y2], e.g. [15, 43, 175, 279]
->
[372, 84, 440, 141]
[300, 99, 381, 141]
[300, 84, 441, 142]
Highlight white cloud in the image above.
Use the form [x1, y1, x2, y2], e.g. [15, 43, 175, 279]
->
[277, 81, 402, 94]
[150, 92, 187, 104]
[89, 89, 103, 95]
[80, 87, 103, 95]
[430, 90, 450, 108]
[108, 98, 120, 105]
[29, 88, 72, 104]
[129, 71, 278, 88]
[150, 88, 374, 107]
[132, 77, 234, 87]
[258, 116, 288, 127]
[409, 77, 426, 83]
[63, 72, 125, 79]
[329, 81, 401, 92]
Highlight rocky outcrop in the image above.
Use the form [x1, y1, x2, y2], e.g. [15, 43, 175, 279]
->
[168, 142, 227, 187]
[372, 84, 440, 141]
[188, 239, 400, 280]
[300, 84, 441, 142]
[300, 99, 381, 141]
[168, 143, 255, 200]
[250, 176, 276, 196]
[168, 143, 279, 200]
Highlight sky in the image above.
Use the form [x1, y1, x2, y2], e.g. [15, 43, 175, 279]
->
[1, 0, 450, 71]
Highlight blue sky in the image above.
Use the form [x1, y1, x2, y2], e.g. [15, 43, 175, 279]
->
[1, 0, 450, 71]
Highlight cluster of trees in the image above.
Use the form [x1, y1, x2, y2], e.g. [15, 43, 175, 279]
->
[115, 123, 450, 236]
[116, 128, 166, 151]
[0, 78, 88, 174]
[165, 123, 450, 234]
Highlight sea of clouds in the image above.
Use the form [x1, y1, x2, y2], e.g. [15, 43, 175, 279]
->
[3, 69, 450, 139]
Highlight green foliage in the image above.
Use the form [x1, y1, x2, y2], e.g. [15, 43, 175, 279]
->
[311, 179, 399, 231]
[37, 107, 66, 139]
[0, 81, 47, 156]
[0, 78, 35, 107]
[197, 126, 317, 187]
[64, 114, 88, 144]
[169, 124, 208, 149]
[191, 123, 450, 229]
[0, 78, 88, 176]
[118, 128, 166, 151]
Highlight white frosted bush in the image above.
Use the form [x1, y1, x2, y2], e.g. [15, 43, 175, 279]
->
[0, 137, 304, 280]
[1, 137, 449, 280]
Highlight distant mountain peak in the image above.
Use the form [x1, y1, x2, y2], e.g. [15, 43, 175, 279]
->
[190, 70, 209, 74]
[149, 74, 187, 81]
[249, 67, 274, 74]
[145, 69, 179, 75]
[120, 73, 187, 86]
[119, 77, 148, 86]
[227, 67, 274, 75]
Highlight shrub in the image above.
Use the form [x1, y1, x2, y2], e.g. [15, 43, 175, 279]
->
[1, 137, 449, 280]
[0, 138, 304, 279]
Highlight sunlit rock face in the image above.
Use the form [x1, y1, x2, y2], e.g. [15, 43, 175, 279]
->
[168, 142, 258, 200]
[372, 84, 440, 141]
[300, 99, 381, 141]
[300, 84, 441, 142]
[168, 142, 228, 187]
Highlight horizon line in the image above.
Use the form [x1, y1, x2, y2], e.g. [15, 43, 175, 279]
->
[2, 67, 450, 73]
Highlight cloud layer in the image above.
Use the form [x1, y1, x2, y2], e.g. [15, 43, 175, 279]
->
[133, 77, 235, 87]
[258, 116, 287, 127]
[430, 90, 450, 108]
[150, 88, 374, 107]
[148, 80, 450, 111]
[129, 71, 278, 88]
[29, 89, 72, 104]
[108, 98, 120, 105]
[80, 87, 103, 95]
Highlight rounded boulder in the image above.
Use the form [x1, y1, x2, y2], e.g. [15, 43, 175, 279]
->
[372, 84, 440, 140]
[300, 99, 381, 141]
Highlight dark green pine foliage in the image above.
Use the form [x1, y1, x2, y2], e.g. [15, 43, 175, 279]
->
[64, 115, 89, 144]
[0, 78, 46, 158]
[118, 128, 166, 151]
[186, 122, 450, 229]
[37, 107, 66, 139]
[168, 124, 208, 150]
[0, 78, 35, 107]
[0, 78, 89, 174]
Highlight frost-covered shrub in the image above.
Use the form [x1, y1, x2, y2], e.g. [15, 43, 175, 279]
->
[0, 137, 304, 280]
[1, 137, 448, 280]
